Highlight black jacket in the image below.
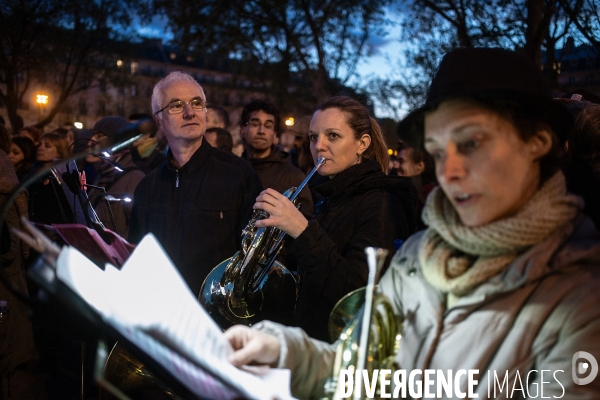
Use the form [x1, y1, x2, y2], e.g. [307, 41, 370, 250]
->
[246, 147, 314, 218]
[291, 160, 419, 341]
[129, 139, 263, 296]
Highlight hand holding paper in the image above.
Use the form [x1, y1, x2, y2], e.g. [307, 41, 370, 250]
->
[56, 233, 294, 400]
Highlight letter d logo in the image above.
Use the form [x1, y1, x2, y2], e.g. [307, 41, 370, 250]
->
[572, 351, 598, 385]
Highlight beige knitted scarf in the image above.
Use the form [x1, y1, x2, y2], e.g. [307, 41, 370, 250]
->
[418, 172, 584, 296]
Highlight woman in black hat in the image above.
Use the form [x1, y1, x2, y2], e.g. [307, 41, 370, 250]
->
[223, 48, 600, 399]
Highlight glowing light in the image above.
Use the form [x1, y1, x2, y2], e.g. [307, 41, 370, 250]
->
[36, 94, 49, 105]
[285, 117, 294, 127]
[74, 122, 83, 129]
[387, 148, 393, 155]
[117, 59, 124, 67]
[343, 350, 352, 362]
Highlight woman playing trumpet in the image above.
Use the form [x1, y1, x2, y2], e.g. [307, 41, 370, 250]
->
[252, 96, 419, 342]
[226, 48, 600, 399]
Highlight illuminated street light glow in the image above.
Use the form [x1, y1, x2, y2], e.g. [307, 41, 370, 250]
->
[74, 122, 83, 129]
[36, 94, 49, 105]
[285, 117, 294, 126]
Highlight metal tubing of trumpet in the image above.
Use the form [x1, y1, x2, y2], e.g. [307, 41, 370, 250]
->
[354, 247, 388, 400]
[288, 157, 325, 203]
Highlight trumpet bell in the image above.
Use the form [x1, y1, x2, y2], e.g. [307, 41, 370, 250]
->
[324, 270, 402, 400]
[328, 286, 368, 343]
[199, 256, 297, 330]
[99, 342, 179, 399]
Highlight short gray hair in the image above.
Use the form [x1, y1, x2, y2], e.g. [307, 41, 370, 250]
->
[151, 71, 206, 113]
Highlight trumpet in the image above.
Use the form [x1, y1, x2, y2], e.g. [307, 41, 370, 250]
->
[199, 157, 326, 329]
[323, 247, 402, 400]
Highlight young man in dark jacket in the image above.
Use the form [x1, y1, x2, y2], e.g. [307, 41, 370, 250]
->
[240, 99, 313, 219]
[129, 72, 263, 297]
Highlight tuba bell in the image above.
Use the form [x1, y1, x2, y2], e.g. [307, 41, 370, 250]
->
[322, 247, 403, 400]
[199, 157, 326, 330]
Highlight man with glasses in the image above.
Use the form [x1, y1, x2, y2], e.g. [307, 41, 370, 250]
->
[240, 99, 313, 220]
[129, 71, 263, 296]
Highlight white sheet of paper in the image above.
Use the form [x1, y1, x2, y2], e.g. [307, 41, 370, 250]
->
[56, 234, 295, 400]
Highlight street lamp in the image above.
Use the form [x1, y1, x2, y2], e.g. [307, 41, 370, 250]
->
[36, 93, 49, 122]
[285, 117, 294, 127]
[36, 94, 49, 105]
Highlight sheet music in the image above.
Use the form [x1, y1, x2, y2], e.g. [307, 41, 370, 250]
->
[56, 234, 294, 400]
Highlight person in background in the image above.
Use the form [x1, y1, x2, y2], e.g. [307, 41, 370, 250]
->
[129, 71, 263, 296]
[240, 99, 313, 219]
[27, 133, 72, 224]
[250, 96, 419, 341]
[51, 127, 69, 139]
[297, 128, 315, 175]
[8, 136, 36, 182]
[18, 126, 43, 146]
[281, 115, 311, 169]
[224, 48, 600, 399]
[129, 113, 167, 173]
[395, 140, 437, 228]
[206, 104, 230, 129]
[0, 125, 35, 393]
[84, 116, 145, 238]
[559, 98, 600, 229]
[204, 127, 234, 153]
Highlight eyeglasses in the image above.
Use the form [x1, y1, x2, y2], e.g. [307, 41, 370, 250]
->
[155, 97, 207, 115]
[244, 120, 275, 131]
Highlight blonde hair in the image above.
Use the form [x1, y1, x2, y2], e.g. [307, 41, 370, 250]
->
[39, 132, 68, 159]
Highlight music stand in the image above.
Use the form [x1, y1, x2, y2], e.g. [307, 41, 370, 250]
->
[26, 243, 243, 400]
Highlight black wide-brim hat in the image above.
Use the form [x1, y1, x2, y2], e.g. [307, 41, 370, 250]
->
[398, 47, 573, 145]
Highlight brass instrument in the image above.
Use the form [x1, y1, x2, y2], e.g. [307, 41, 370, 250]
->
[322, 248, 402, 400]
[99, 159, 326, 398]
[98, 342, 181, 400]
[199, 157, 326, 329]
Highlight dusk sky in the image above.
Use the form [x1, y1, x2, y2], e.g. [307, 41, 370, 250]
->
[134, 8, 405, 118]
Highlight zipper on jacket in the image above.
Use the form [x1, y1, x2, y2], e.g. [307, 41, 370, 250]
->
[175, 169, 179, 188]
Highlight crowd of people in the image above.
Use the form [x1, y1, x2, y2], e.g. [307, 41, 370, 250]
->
[0, 46, 599, 398]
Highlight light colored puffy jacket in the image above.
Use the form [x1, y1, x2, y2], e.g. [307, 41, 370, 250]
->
[256, 215, 600, 399]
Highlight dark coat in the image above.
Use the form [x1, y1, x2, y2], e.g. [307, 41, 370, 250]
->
[129, 139, 263, 296]
[0, 151, 34, 374]
[89, 151, 145, 239]
[27, 161, 74, 225]
[291, 160, 419, 341]
[246, 147, 314, 218]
